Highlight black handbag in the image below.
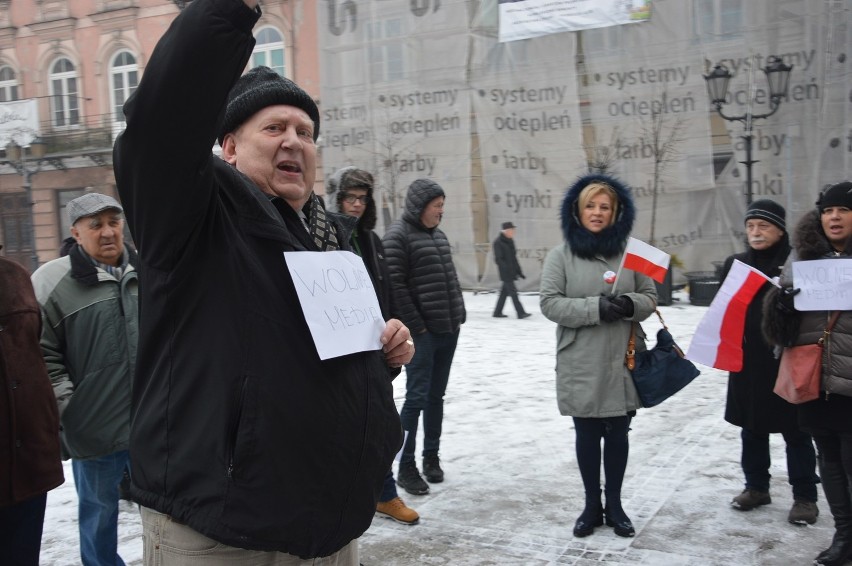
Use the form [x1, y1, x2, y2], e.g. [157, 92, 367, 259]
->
[625, 310, 701, 408]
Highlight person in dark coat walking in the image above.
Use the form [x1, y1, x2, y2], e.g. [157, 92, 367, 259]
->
[764, 181, 852, 566]
[326, 166, 420, 526]
[383, 179, 466, 496]
[492, 221, 531, 319]
[720, 199, 819, 525]
[0, 251, 64, 566]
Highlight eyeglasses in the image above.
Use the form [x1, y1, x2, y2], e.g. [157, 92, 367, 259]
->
[343, 195, 370, 204]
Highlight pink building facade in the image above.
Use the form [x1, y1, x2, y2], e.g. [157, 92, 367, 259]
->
[0, 0, 320, 270]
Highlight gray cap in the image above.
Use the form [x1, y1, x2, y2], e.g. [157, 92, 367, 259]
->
[67, 193, 123, 225]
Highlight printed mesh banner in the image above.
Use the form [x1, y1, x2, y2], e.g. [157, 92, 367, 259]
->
[469, 32, 586, 291]
[319, 0, 852, 291]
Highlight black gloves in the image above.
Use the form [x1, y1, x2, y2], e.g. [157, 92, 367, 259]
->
[776, 287, 801, 313]
[599, 295, 634, 322]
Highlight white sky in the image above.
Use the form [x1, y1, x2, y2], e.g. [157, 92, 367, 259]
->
[41, 290, 834, 565]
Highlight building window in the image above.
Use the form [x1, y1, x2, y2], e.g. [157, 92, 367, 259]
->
[110, 51, 138, 133]
[694, 0, 743, 39]
[367, 18, 406, 83]
[0, 66, 18, 102]
[49, 58, 80, 128]
[1, 193, 33, 268]
[252, 27, 286, 77]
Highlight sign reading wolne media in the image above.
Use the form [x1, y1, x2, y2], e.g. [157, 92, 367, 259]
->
[285, 251, 385, 360]
[793, 258, 852, 311]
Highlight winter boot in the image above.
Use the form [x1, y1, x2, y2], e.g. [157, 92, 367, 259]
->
[814, 459, 852, 566]
[573, 490, 604, 538]
[731, 488, 771, 511]
[422, 453, 444, 483]
[788, 498, 819, 525]
[376, 497, 420, 525]
[397, 462, 430, 495]
[604, 492, 635, 537]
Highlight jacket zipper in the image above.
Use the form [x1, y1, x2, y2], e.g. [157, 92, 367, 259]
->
[226, 377, 248, 479]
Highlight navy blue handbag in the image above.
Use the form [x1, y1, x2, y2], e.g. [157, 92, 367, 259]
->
[625, 311, 700, 408]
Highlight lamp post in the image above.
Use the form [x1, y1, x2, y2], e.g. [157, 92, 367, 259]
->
[703, 55, 793, 206]
[4, 139, 47, 272]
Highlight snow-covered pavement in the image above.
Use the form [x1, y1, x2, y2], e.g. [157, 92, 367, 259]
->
[41, 290, 834, 565]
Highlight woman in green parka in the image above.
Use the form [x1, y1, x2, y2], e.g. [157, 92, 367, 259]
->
[540, 174, 657, 539]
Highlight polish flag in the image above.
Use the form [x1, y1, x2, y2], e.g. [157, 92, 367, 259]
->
[622, 237, 670, 283]
[686, 260, 772, 372]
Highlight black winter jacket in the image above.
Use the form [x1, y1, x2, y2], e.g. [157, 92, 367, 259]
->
[721, 239, 795, 433]
[382, 179, 465, 335]
[113, 0, 401, 558]
[493, 233, 524, 282]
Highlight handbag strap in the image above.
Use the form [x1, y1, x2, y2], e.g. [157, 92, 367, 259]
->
[625, 323, 636, 370]
[819, 311, 842, 345]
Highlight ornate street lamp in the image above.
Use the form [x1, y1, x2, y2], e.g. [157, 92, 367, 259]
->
[3, 138, 48, 272]
[704, 55, 793, 205]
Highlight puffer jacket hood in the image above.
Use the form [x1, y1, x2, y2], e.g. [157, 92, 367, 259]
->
[403, 179, 445, 229]
[325, 166, 378, 231]
[560, 173, 635, 260]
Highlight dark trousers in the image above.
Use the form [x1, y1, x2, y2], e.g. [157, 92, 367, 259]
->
[380, 469, 398, 502]
[493, 280, 527, 317]
[573, 415, 632, 498]
[0, 492, 48, 566]
[741, 428, 819, 501]
[399, 329, 460, 465]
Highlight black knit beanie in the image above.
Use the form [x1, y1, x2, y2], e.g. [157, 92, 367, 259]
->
[816, 181, 852, 212]
[744, 199, 786, 231]
[217, 66, 320, 145]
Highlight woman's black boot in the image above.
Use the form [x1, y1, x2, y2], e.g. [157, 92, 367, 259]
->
[604, 494, 635, 537]
[814, 459, 852, 566]
[573, 492, 604, 537]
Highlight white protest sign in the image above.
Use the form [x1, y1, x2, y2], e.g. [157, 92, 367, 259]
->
[284, 251, 384, 360]
[793, 258, 852, 311]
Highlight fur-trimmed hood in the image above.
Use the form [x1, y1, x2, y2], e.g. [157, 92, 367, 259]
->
[559, 173, 636, 259]
[325, 166, 378, 231]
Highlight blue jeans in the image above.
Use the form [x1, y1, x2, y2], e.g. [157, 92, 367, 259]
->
[0, 492, 47, 566]
[380, 469, 398, 502]
[741, 428, 818, 501]
[72, 450, 129, 566]
[399, 330, 459, 465]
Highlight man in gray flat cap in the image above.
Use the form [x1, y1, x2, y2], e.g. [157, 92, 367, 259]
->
[113, 0, 413, 563]
[30, 192, 139, 566]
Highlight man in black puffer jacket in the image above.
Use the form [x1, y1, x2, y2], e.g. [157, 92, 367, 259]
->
[383, 179, 466, 496]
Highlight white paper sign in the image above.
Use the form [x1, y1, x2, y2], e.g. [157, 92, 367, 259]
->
[284, 251, 385, 360]
[793, 258, 852, 311]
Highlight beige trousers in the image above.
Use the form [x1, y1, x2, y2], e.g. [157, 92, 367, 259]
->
[140, 507, 359, 566]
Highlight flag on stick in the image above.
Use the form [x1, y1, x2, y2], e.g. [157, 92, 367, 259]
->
[622, 237, 670, 283]
[686, 260, 772, 372]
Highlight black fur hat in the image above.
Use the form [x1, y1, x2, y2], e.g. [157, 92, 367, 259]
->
[217, 66, 319, 145]
[816, 181, 852, 212]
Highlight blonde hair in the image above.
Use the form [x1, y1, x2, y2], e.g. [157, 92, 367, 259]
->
[577, 182, 619, 227]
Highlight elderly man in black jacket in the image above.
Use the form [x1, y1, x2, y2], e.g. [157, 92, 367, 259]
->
[113, 0, 413, 563]
[383, 179, 466, 496]
[492, 221, 531, 319]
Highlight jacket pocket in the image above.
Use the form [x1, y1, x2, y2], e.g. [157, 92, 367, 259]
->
[556, 326, 576, 353]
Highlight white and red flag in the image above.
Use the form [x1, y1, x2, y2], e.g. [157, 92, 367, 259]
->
[686, 260, 773, 372]
[621, 237, 670, 283]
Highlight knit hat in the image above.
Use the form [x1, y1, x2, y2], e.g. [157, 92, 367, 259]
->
[744, 199, 785, 231]
[67, 193, 123, 225]
[217, 66, 320, 145]
[816, 181, 852, 212]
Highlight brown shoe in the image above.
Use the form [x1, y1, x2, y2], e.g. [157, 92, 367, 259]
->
[376, 497, 420, 525]
[788, 498, 819, 525]
[731, 489, 771, 510]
